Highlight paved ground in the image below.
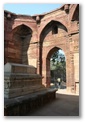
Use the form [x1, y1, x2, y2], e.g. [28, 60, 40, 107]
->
[29, 89, 79, 116]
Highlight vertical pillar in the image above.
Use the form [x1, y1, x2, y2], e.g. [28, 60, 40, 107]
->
[46, 58, 50, 87]
[66, 35, 75, 93]
[42, 57, 47, 87]
[74, 35, 79, 94]
[66, 52, 75, 93]
[37, 42, 41, 75]
[70, 52, 76, 93]
[74, 52, 79, 94]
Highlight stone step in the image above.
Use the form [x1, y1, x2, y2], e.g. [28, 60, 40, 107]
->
[4, 72, 43, 98]
[4, 72, 41, 80]
[4, 63, 37, 74]
[4, 85, 46, 98]
[4, 88, 57, 116]
[4, 78, 42, 89]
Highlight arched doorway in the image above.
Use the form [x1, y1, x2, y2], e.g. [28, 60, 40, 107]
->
[46, 47, 66, 88]
[39, 20, 68, 88]
[50, 49, 66, 89]
[12, 24, 32, 64]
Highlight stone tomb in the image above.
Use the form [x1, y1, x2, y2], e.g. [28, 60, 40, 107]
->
[4, 63, 46, 98]
[4, 63, 57, 115]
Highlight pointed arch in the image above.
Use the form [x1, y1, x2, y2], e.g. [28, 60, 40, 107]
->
[70, 4, 79, 21]
[12, 24, 32, 34]
[40, 20, 68, 43]
[72, 4, 79, 21]
[46, 46, 66, 87]
[12, 24, 32, 65]
[12, 23, 33, 32]
[47, 47, 60, 60]
[39, 19, 68, 40]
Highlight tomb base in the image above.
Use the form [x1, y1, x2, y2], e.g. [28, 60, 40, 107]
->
[4, 63, 57, 115]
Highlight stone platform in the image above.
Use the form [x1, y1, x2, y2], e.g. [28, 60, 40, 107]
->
[4, 88, 57, 116]
[4, 63, 46, 98]
[4, 63, 57, 116]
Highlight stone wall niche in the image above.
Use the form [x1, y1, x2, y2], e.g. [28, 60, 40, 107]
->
[12, 24, 32, 65]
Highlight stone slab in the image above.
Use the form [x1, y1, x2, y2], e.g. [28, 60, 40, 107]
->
[4, 85, 46, 98]
[4, 63, 37, 74]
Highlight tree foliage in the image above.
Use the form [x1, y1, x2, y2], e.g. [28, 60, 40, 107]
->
[50, 50, 66, 82]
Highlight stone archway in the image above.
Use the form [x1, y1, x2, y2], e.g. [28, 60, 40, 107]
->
[38, 18, 76, 92]
[46, 47, 66, 87]
[39, 20, 68, 87]
[41, 46, 67, 88]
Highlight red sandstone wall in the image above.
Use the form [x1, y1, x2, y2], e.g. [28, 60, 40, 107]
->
[4, 12, 37, 64]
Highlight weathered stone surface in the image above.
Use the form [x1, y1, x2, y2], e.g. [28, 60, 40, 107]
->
[4, 88, 57, 116]
[4, 63, 37, 74]
[4, 63, 46, 98]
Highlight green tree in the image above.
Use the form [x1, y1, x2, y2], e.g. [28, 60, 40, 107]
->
[50, 49, 66, 82]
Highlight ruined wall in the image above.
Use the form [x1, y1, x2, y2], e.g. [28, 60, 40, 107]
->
[4, 12, 37, 65]
[4, 4, 79, 93]
[4, 12, 15, 64]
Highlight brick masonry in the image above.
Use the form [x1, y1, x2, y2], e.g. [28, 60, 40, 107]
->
[4, 4, 79, 93]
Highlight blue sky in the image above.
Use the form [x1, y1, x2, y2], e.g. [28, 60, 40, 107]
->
[4, 4, 62, 15]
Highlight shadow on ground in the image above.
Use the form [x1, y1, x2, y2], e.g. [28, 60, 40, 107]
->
[28, 92, 79, 116]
